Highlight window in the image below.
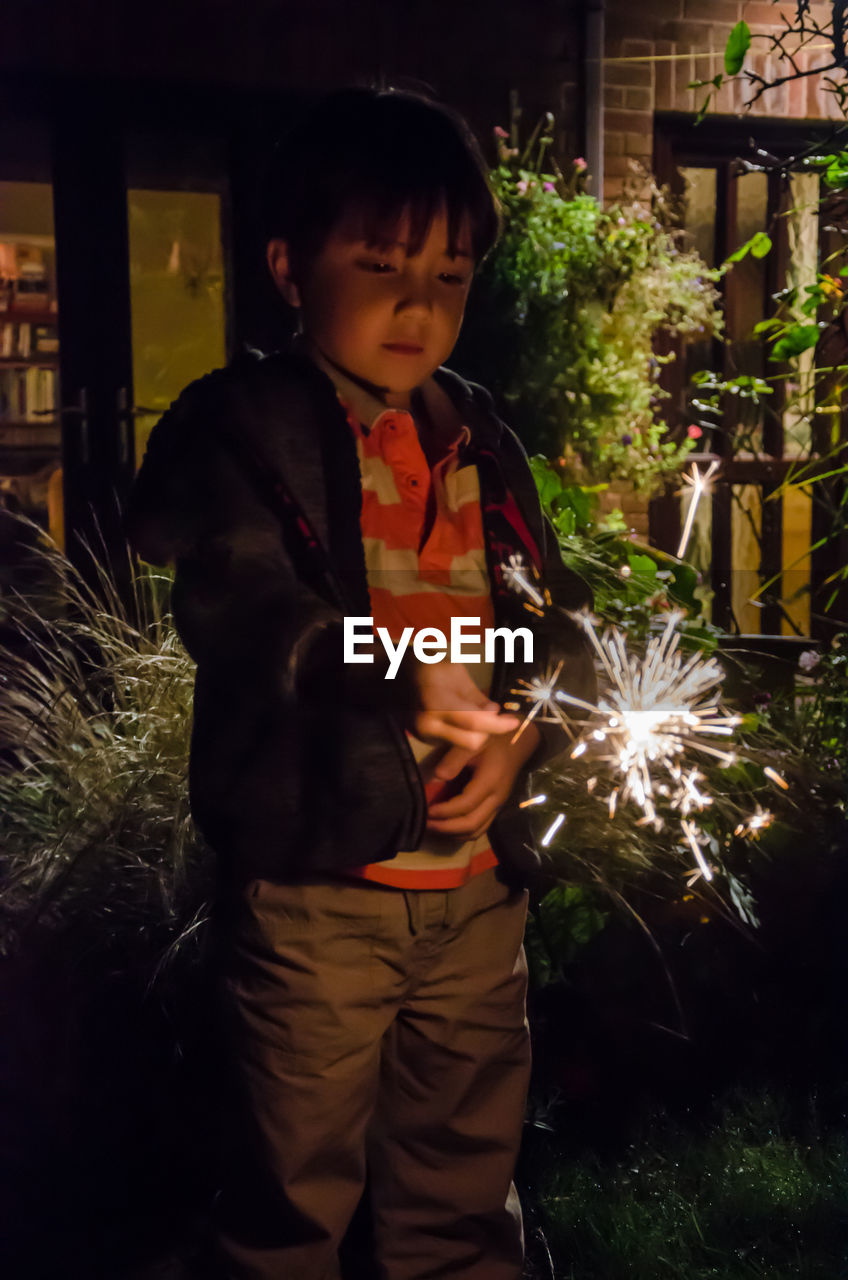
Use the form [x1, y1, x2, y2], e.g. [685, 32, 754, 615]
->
[653, 113, 848, 641]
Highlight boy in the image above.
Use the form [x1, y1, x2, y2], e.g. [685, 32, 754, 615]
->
[125, 86, 595, 1279]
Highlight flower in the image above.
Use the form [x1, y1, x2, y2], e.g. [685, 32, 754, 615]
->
[687, 424, 703, 439]
[621, 433, 633, 446]
[798, 649, 821, 672]
[543, 181, 555, 192]
[494, 126, 509, 139]
[574, 157, 588, 171]
[516, 180, 528, 195]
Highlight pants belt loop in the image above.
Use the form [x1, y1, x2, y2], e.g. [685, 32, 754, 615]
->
[403, 889, 419, 937]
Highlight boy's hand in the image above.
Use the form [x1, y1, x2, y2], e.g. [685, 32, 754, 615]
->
[425, 722, 542, 839]
[410, 660, 520, 754]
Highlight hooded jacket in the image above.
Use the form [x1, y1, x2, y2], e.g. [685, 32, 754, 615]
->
[124, 343, 596, 887]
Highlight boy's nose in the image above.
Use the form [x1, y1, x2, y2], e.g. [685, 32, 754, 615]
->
[396, 291, 433, 314]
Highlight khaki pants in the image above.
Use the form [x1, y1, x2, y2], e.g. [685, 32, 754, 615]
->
[212, 867, 531, 1279]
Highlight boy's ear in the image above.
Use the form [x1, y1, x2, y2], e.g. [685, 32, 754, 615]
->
[266, 239, 301, 308]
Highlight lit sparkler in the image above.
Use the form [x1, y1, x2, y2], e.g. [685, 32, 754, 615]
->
[676, 459, 720, 559]
[502, 552, 546, 608]
[499, 555, 785, 890]
[549, 612, 741, 878]
[500, 554, 744, 882]
[506, 606, 741, 880]
[734, 806, 774, 839]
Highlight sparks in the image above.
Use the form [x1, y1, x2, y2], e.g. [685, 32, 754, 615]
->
[502, 552, 545, 608]
[540, 812, 566, 846]
[508, 661, 575, 745]
[506, 598, 742, 882]
[676, 459, 720, 560]
[519, 793, 548, 808]
[556, 613, 741, 834]
[681, 818, 714, 882]
[734, 806, 774, 839]
[500, 561, 744, 884]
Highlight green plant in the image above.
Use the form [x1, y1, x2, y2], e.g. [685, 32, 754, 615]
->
[0, 516, 212, 966]
[532, 1089, 848, 1279]
[454, 110, 723, 492]
[529, 453, 719, 644]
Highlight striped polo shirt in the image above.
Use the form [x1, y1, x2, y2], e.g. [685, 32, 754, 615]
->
[308, 348, 499, 888]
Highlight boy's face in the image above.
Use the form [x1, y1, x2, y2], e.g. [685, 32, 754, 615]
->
[268, 204, 475, 409]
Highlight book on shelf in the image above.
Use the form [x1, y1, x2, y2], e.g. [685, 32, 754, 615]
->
[0, 319, 59, 359]
[0, 365, 58, 421]
[34, 326, 59, 354]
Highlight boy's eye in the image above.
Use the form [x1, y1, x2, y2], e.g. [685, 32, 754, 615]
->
[357, 259, 469, 286]
[358, 259, 395, 273]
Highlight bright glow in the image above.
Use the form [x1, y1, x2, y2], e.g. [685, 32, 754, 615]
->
[502, 552, 545, 608]
[519, 793, 548, 808]
[505, 593, 743, 883]
[734, 806, 774, 839]
[681, 819, 713, 881]
[540, 812, 566, 846]
[676, 459, 720, 560]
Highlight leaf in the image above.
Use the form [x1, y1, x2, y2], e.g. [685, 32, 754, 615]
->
[824, 161, 848, 189]
[724, 20, 751, 76]
[554, 507, 577, 537]
[537, 885, 608, 970]
[523, 912, 553, 987]
[750, 231, 772, 259]
[726, 231, 771, 264]
[530, 456, 563, 509]
[627, 554, 658, 580]
[771, 324, 820, 361]
[669, 561, 699, 606]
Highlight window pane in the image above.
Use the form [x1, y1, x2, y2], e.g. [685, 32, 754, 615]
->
[783, 172, 820, 458]
[127, 188, 226, 470]
[731, 484, 763, 634]
[782, 485, 812, 636]
[728, 171, 769, 455]
[680, 167, 716, 268]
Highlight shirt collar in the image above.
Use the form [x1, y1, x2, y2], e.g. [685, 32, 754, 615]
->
[302, 340, 470, 448]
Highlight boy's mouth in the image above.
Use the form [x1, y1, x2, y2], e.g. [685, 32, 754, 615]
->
[382, 343, 424, 355]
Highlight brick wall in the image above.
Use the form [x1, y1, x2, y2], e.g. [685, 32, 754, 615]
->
[0, 0, 583, 171]
[604, 0, 841, 201]
[1, 1, 841, 194]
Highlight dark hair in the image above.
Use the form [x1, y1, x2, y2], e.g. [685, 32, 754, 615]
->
[261, 85, 501, 283]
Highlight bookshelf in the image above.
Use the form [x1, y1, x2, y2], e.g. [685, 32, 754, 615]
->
[0, 231, 63, 551]
[0, 308, 60, 426]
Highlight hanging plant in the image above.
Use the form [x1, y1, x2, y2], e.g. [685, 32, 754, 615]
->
[454, 110, 724, 493]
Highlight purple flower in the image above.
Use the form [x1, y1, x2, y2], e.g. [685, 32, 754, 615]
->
[543, 181, 555, 192]
[621, 433, 633, 446]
